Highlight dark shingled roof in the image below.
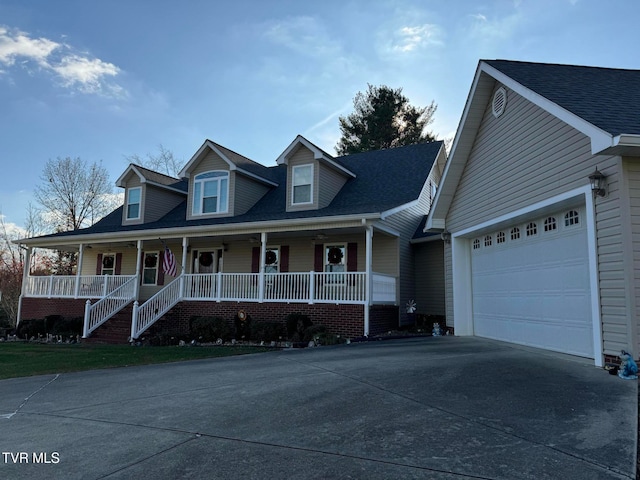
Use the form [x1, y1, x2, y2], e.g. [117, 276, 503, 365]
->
[38, 141, 443, 239]
[485, 60, 640, 136]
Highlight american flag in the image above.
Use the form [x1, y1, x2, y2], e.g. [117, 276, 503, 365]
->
[163, 246, 177, 277]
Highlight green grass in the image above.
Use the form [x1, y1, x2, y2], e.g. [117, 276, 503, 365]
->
[0, 342, 274, 380]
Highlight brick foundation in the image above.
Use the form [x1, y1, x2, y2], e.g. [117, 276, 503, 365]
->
[20, 297, 90, 322]
[368, 305, 399, 335]
[146, 301, 367, 339]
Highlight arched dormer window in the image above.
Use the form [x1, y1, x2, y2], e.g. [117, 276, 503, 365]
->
[193, 171, 229, 215]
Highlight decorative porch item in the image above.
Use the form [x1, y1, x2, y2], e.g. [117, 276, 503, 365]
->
[618, 351, 638, 380]
[199, 252, 213, 267]
[102, 256, 114, 268]
[265, 249, 277, 265]
[328, 246, 343, 264]
[144, 254, 157, 268]
[432, 323, 443, 336]
[405, 300, 416, 314]
[237, 309, 247, 321]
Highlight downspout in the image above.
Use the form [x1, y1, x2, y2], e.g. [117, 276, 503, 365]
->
[16, 245, 32, 328]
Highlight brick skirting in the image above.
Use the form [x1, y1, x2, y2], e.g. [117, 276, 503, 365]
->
[20, 297, 90, 322]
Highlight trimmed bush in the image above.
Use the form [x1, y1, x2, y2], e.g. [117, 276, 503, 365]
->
[251, 322, 285, 343]
[190, 316, 232, 342]
[50, 317, 83, 337]
[234, 313, 252, 340]
[302, 325, 327, 342]
[16, 319, 45, 338]
[285, 313, 312, 340]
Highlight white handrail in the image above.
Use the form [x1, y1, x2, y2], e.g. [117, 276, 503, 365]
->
[25, 275, 135, 298]
[83, 276, 137, 338]
[131, 275, 183, 339]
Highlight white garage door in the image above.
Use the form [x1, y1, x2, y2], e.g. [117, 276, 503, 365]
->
[471, 207, 593, 358]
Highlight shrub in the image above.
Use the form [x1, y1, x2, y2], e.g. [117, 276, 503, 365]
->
[190, 316, 232, 342]
[16, 319, 46, 339]
[302, 325, 327, 342]
[234, 313, 252, 340]
[251, 322, 285, 343]
[44, 315, 64, 333]
[50, 317, 83, 337]
[285, 313, 312, 340]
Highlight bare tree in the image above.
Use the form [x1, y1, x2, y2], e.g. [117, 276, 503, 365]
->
[0, 215, 27, 328]
[125, 144, 182, 177]
[34, 157, 114, 232]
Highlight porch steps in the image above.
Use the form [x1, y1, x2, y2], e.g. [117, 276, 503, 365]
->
[83, 304, 133, 344]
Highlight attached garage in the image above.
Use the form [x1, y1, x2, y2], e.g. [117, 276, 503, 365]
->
[469, 207, 593, 358]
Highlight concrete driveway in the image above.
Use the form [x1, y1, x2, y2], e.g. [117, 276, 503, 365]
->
[0, 337, 636, 479]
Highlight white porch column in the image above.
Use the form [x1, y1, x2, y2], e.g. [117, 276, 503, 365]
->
[75, 243, 85, 298]
[134, 240, 142, 301]
[16, 245, 32, 327]
[180, 237, 188, 297]
[258, 232, 267, 302]
[364, 225, 373, 336]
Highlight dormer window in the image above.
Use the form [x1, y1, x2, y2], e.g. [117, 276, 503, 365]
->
[126, 187, 141, 220]
[193, 171, 229, 215]
[292, 164, 313, 205]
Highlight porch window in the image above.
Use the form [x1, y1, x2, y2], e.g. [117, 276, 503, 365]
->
[292, 164, 313, 205]
[102, 254, 115, 275]
[143, 252, 159, 285]
[265, 247, 279, 273]
[193, 171, 229, 215]
[126, 187, 141, 220]
[325, 244, 346, 283]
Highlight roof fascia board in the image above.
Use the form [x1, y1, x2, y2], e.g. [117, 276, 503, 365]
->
[115, 165, 145, 188]
[144, 181, 187, 195]
[16, 213, 382, 247]
[277, 135, 356, 178]
[380, 199, 420, 219]
[234, 167, 279, 187]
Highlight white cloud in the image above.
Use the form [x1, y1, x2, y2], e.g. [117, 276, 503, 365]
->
[467, 11, 523, 41]
[392, 24, 444, 53]
[263, 16, 342, 58]
[0, 25, 124, 97]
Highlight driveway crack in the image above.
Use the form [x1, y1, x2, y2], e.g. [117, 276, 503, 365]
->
[1, 374, 59, 419]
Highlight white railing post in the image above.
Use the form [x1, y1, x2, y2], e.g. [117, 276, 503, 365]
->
[308, 271, 315, 304]
[102, 276, 108, 297]
[82, 300, 91, 338]
[48, 275, 54, 298]
[131, 301, 139, 340]
[216, 271, 222, 302]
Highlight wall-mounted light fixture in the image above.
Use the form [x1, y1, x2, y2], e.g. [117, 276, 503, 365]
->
[440, 230, 451, 244]
[589, 167, 607, 197]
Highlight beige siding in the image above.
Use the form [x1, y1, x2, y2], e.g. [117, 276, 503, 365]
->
[444, 85, 626, 355]
[414, 241, 445, 316]
[186, 151, 233, 220]
[318, 164, 348, 208]
[144, 185, 185, 223]
[286, 146, 317, 211]
[372, 234, 398, 276]
[234, 173, 270, 215]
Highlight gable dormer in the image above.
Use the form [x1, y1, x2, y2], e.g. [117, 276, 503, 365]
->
[277, 135, 356, 212]
[116, 165, 186, 226]
[179, 140, 277, 220]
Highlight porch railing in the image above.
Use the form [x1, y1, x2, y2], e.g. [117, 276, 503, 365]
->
[131, 275, 183, 339]
[24, 275, 136, 298]
[372, 273, 397, 304]
[181, 271, 383, 304]
[83, 276, 137, 338]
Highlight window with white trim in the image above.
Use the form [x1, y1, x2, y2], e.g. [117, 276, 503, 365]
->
[526, 222, 537, 237]
[510, 227, 520, 240]
[496, 232, 506, 244]
[192, 171, 229, 215]
[544, 217, 557, 232]
[143, 252, 159, 285]
[484, 235, 492, 247]
[473, 238, 481, 250]
[565, 210, 580, 226]
[265, 247, 279, 273]
[292, 164, 313, 205]
[102, 254, 115, 275]
[126, 187, 141, 220]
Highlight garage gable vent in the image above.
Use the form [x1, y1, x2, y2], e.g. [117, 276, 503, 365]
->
[492, 87, 507, 118]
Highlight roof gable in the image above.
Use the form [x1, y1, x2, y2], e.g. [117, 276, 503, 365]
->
[427, 59, 640, 231]
[116, 164, 187, 194]
[276, 135, 356, 178]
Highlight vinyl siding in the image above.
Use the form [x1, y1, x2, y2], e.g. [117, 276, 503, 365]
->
[444, 85, 625, 355]
[318, 163, 348, 208]
[233, 173, 271, 215]
[414, 241, 445, 316]
[623, 158, 640, 355]
[143, 185, 185, 223]
[372, 234, 398, 276]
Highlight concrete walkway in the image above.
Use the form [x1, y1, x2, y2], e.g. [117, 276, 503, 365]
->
[0, 337, 636, 479]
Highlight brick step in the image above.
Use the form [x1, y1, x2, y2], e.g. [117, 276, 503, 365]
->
[85, 304, 134, 344]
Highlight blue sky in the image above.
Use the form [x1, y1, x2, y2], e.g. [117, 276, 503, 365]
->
[1, 0, 638, 231]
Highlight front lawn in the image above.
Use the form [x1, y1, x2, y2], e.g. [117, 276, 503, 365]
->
[0, 342, 273, 380]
